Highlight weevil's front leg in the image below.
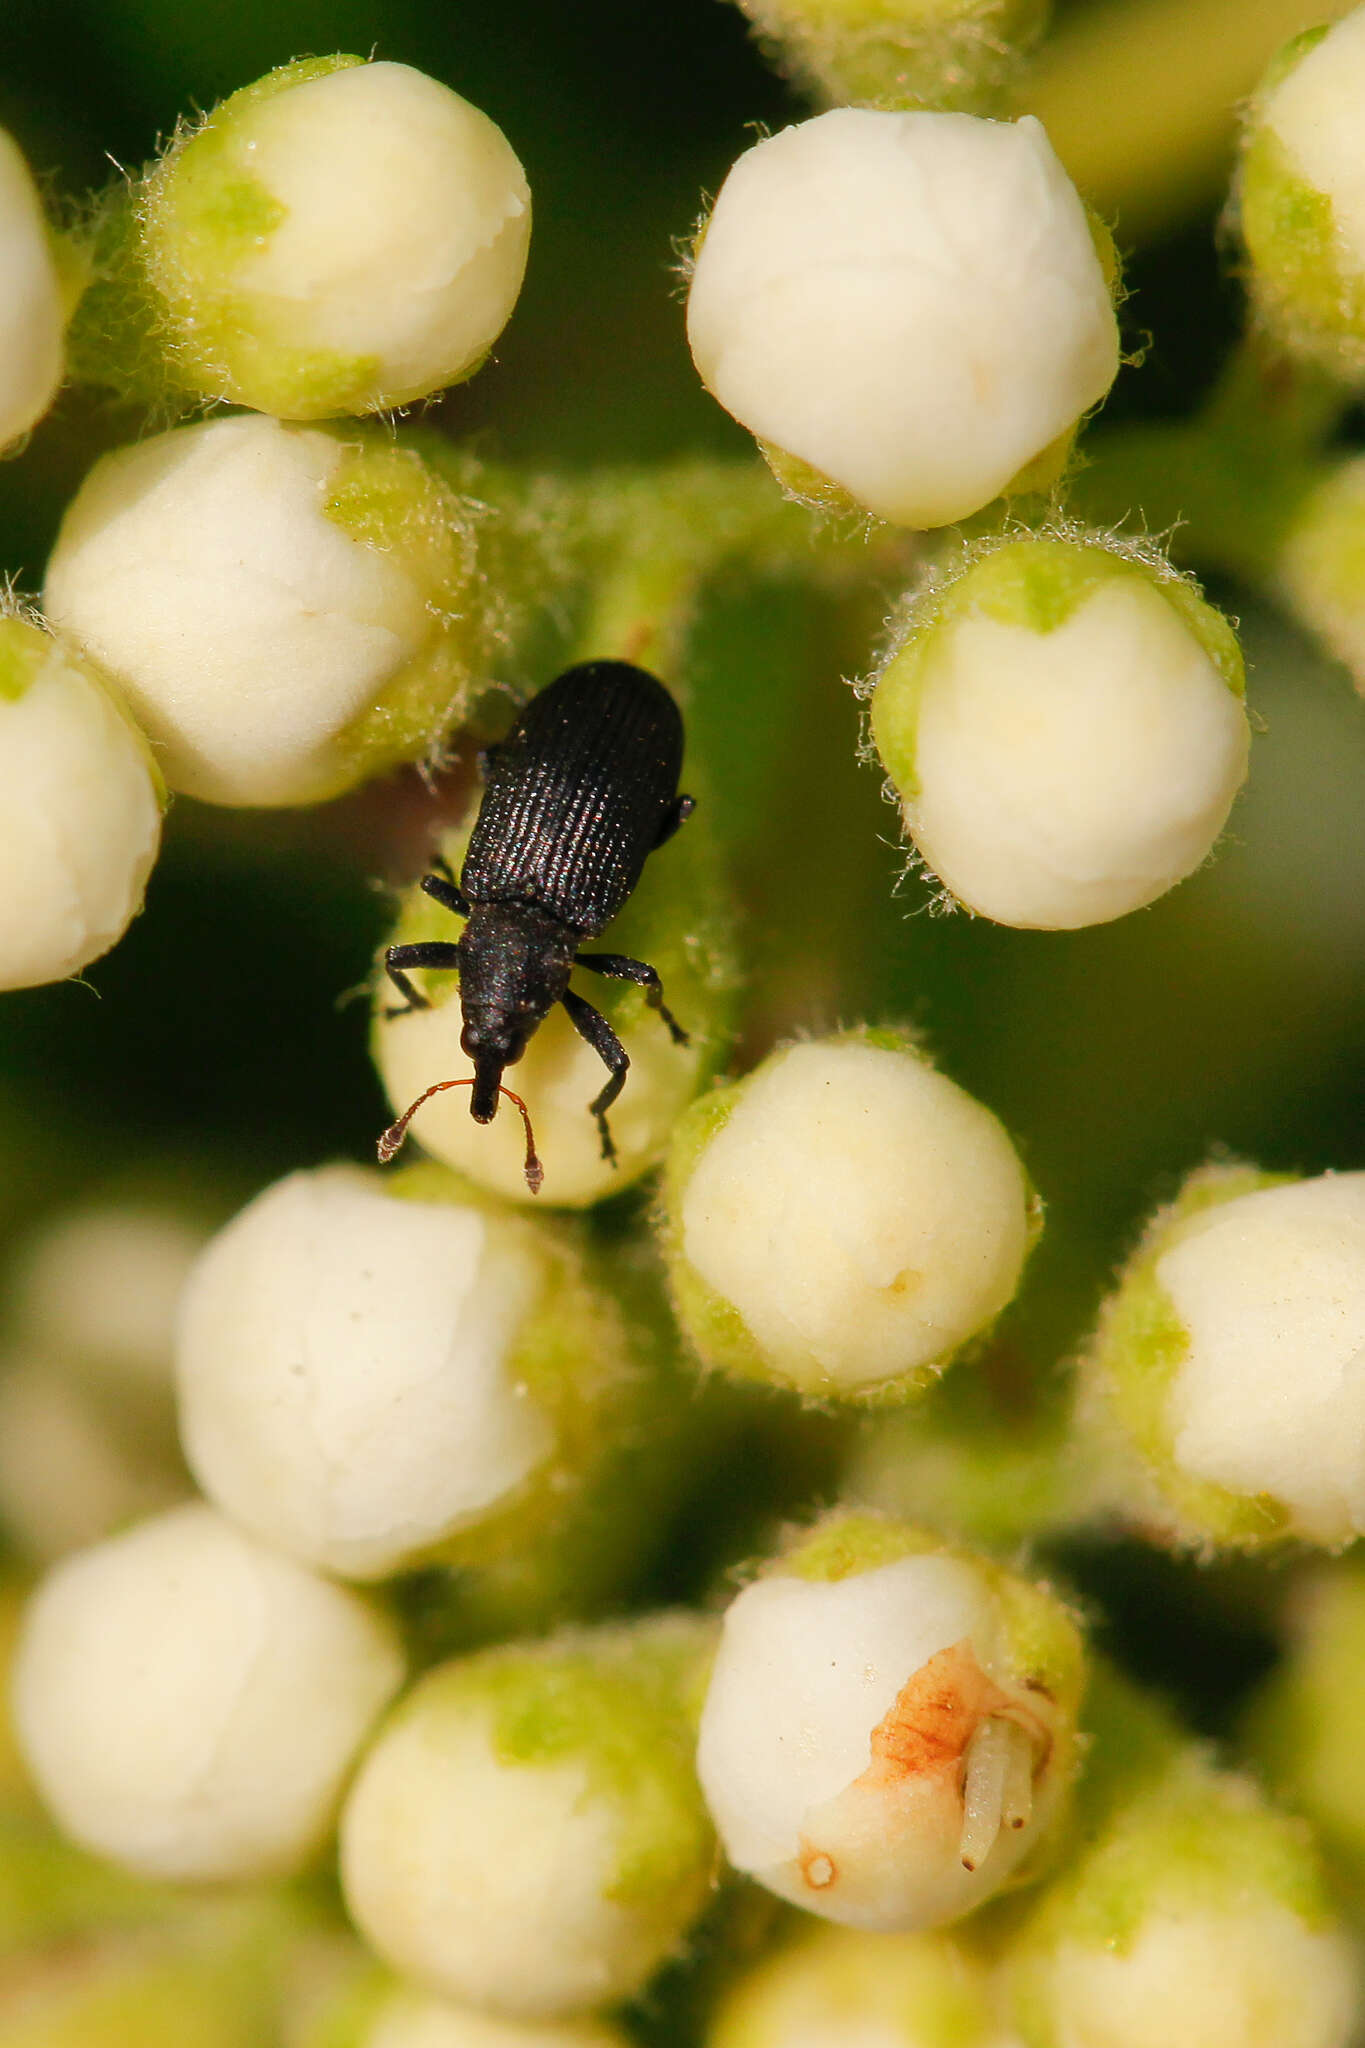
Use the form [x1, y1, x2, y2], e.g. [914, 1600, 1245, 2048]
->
[383, 941, 463, 1017]
[573, 951, 689, 1045]
[560, 986, 628, 1163]
[420, 865, 470, 918]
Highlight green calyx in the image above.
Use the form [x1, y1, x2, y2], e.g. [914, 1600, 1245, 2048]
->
[1089, 1162, 1297, 1552]
[1038, 1692, 1333, 1959]
[1239, 119, 1365, 380]
[0, 619, 46, 703]
[869, 533, 1245, 801]
[1006, 1662, 1339, 2048]
[735, 0, 1051, 113]
[136, 56, 375, 417]
[388, 1615, 717, 1911]
[318, 437, 488, 789]
[778, 1508, 942, 1582]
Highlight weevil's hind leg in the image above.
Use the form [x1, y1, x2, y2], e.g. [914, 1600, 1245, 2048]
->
[420, 866, 470, 918]
[654, 792, 695, 849]
[383, 941, 462, 1018]
[573, 951, 689, 1046]
[560, 987, 628, 1163]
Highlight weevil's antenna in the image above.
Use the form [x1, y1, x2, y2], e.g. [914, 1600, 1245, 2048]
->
[377, 1078, 543, 1194]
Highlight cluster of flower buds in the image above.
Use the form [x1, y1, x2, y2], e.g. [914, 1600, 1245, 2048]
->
[5, 3, 1365, 2046]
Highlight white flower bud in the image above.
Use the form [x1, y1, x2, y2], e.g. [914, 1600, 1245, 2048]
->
[0, 1353, 186, 1562]
[12, 1501, 405, 1881]
[663, 1033, 1036, 1400]
[1238, 9, 1365, 376]
[139, 57, 530, 418]
[1004, 1668, 1361, 2048]
[706, 1921, 1002, 2048]
[44, 414, 483, 806]
[10, 1200, 207, 1400]
[1032, 1908, 1358, 2048]
[0, 615, 162, 989]
[0, 129, 64, 448]
[1159, 1172, 1365, 1546]
[1278, 453, 1365, 691]
[352, 1987, 631, 2048]
[340, 1616, 716, 2019]
[870, 537, 1250, 928]
[1090, 1165, 1365, 1551]
[176, 1165, 569, 1580]
[696, 1516, 1083, 1932]
[686, 108, 1118, 529]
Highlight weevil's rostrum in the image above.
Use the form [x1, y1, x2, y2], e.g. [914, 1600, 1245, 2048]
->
[380, 659, 693, 1185]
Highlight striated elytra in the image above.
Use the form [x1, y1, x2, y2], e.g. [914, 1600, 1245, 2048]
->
[380, 659, 694, 1190]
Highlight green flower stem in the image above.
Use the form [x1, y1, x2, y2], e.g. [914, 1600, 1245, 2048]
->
[1077, 330, 1348, 580]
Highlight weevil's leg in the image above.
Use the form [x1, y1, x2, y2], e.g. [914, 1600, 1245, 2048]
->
[420, 867, 469, 918]
[383, 941, 462, 1018]
[654, 792, 695, 849]
[560, 986, 628, 1163]
[573, 952, 690, 1046]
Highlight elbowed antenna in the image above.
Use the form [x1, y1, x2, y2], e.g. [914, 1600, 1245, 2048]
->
[377, 1075, 543, 1194]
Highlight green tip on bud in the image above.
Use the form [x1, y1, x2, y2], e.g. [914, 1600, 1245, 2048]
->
[1236, 11, 1365, 380]
[697, 1509, 1085, 1932]
[1081, 1161, 1365, 1553]
[106, 57, 531, 420]
[1004, 1662, 1361, 2048]
[868, 530, 1250, 928]
[44, 416, 491, 806]
[731, 0, 1051, 114]
[339, 1614, 719, 2020]
[661, 1028, 1039, 1403]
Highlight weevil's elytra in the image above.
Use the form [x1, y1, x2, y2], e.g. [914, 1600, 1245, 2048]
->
[379, 660, 695, 1190]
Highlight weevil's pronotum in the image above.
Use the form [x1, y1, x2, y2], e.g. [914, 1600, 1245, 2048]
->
[378, 659, 694, 1191]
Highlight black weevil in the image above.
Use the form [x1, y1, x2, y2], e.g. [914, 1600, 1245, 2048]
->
[378, 659, 694, 1192]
